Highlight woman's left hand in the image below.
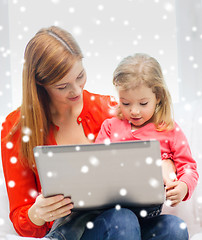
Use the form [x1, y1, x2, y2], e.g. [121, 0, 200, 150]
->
[165, 181, 188, 207]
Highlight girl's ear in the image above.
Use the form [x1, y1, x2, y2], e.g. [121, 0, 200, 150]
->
[156, 98, 161, 105]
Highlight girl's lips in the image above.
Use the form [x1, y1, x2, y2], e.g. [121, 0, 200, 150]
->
[68, 95, 80, 102]
[131, 117, 142, 121]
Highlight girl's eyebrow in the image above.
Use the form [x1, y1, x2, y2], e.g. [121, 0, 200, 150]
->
[55, 69, 84, 87]
[120, 97, 150, 101]
[139, 98, 149, 101]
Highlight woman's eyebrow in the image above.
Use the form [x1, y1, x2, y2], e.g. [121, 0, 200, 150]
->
[55, 69, 84, 87]
[77, 69, 84, 77]
[55, 82, 68, 87]
[55, 70, 85, 87]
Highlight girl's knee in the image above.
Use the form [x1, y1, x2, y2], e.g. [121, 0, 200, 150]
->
[103, 208, 141, 239]
[108, 208, 139, 226]
[171, 217, 188, 240]
[81, 208, 141, 240]
[162, 215, 189, 240]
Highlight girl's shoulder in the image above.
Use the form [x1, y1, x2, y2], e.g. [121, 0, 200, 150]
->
[102, 117, 129, 128]
[155, 121, 184, 140]
[166, 121, 181, 133]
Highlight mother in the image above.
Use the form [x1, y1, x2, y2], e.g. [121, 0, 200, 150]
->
[1, 26, 188, 240]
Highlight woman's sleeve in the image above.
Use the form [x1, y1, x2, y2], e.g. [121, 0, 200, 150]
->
[1, 115, 51, 237]
[172, 124, 199, 201]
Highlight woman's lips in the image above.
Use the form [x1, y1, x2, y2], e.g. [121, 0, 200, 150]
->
[68, 95, 80, 101]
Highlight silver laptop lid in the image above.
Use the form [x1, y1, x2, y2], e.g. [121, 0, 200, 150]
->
[34, 140, 165, 210]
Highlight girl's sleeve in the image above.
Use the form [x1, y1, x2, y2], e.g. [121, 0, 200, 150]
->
[1, 115, 51, 237]
[95, 119, 112, 143]
[172, 124, 199, 201]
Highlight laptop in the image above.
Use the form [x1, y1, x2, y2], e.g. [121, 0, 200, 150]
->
[34, 140, 165, 210]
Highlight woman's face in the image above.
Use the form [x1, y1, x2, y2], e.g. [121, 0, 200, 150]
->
[44, 60, 86, 108]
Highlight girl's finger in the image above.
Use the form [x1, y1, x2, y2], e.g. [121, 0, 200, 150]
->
[166, 189, 177, 198]
[170, 200, 180, 207]
[166, 194, 178, 201]
[165, 181, 178, 190]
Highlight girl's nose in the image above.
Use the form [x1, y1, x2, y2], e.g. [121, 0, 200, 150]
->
[131, 107, 140, 115]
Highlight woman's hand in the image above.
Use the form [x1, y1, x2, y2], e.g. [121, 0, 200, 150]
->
[165, 181, 188, 207]
[28, 194, 73, 226]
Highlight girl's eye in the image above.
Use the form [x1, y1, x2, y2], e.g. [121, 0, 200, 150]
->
[140, 102, 148, 106]
[121, 102, 129, 106]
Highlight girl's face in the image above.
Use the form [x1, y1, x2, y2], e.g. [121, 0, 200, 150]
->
[118, 84, 159, 129]
[44, 60, 86, 108]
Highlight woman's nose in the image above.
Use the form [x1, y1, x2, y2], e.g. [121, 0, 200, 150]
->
[69, 84, 81, 96]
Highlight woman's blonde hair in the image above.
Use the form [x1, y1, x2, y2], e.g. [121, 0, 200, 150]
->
[113, 53, 174, 131]
[10, 26, 83, 171]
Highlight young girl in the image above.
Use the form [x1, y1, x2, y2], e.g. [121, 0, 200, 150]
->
[96, 53, 199, 238]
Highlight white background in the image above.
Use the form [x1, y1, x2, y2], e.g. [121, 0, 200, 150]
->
[0, 0, 201, 118]
[2, 0, 180, 115]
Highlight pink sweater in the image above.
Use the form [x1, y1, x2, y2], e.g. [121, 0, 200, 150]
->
[95, 117, 199, 201]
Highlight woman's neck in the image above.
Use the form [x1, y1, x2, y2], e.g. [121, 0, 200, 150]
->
[50, 101, 83, 124]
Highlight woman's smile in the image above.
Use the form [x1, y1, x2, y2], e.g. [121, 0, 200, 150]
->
[68, 95, 81, 102]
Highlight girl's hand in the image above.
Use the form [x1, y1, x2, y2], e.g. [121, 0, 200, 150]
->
[165, 181, 188, 207]
[28, 194, 73, 226]
[161, 159, 177, 186]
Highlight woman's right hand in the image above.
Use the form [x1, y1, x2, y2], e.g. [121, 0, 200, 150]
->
[28, 194, 73, 226]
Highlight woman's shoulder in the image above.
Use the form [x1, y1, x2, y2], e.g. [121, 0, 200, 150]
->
[83, 89, 117, 106]
[4, 108, 21, 125]
[83, 90, 118, 119]
[1, 108, 21, 135]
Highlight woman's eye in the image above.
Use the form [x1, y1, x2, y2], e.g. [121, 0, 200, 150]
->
[57, 85, 67, 90]
[77, 73, 84, 79]
[140, 102, 148, 106]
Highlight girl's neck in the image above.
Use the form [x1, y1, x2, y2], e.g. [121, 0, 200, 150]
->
[130, 118, 154, 131]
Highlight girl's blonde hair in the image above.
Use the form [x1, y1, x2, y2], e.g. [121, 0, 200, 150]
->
[9, 26, 83, 171]
[113, 53, 174, 131]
